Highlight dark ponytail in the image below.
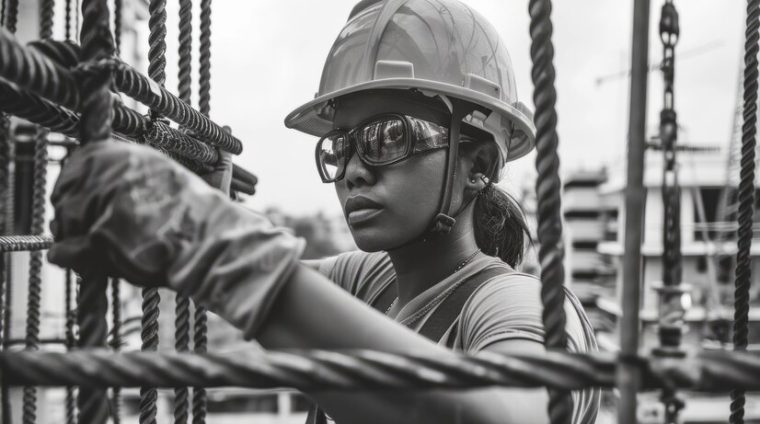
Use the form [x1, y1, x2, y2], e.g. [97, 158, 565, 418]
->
[473, 181, 532, 267]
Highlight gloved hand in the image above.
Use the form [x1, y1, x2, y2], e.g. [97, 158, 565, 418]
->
[200, 149, 233, 196]
[48, 141, 305, 337]
[200, 126, 234, 195]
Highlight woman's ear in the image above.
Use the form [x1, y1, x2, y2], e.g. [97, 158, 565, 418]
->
[462, 142, 499, 191]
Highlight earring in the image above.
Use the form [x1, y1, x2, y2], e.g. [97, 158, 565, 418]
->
[470, 177, 477, 183]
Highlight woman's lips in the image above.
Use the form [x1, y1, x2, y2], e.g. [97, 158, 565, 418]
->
[347, 208, 383, 225]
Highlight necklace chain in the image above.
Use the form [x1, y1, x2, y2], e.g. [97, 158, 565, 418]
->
[385, 249, 481, 314]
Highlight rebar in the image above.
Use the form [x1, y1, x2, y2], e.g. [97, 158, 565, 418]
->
[528, 1, 572, 423]
[731, 0, 760, 422]
[22, 129, 49, 424]
[77, 0, 115, 423]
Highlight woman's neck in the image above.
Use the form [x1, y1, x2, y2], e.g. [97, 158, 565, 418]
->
[385, 219, 480, 306]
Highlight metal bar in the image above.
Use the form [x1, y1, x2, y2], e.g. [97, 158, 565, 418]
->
[1, 349, 760, 391]
[0, 235, 53, 252]
[618, 0, 650, 423]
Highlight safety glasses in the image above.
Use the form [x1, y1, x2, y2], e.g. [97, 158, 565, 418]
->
[315, 114, 453, 183]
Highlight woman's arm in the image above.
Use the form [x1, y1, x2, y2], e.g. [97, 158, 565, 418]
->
[257, 265, 550, 424]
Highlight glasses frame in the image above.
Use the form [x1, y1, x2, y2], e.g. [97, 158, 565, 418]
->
[315, 113, 450, 183]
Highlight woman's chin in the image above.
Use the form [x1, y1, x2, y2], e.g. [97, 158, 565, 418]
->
[349, 227, 405, 252]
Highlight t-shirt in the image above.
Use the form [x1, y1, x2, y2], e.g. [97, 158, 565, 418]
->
[312, 250, 600, 424]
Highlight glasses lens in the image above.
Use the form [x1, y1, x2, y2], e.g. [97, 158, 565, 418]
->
[356, 117, 406, 164]
[317, 133, 348, 181]
[411, 117, 449, 151]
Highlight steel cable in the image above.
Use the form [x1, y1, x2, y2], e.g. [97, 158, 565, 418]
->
[22, 129, 49, 424]
[141, 2, 168, 422]
[0, 235, 53, 252]
[731, 0, 760, 422]
[4, 348, 760, 392]
[0, 112, 9, 424]
[40, 0, 54, 40]
[194, 2, 212, 421]
[176, 3, 194, 414]
[110, 278, 121, 424]
[65, 270, 77, 424]
[110, 7, 122, 422]
[65, 0, 72, 41]
[4, 0, 15, 33]
[78, 0, 115, 423]
[193, 0, 211, 424]
[528, 1, 573, 423]
[0, 30, 243, 154]
[0, 7, 17, 422]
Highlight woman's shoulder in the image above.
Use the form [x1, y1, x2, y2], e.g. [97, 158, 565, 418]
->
[459, 261, 595, 353]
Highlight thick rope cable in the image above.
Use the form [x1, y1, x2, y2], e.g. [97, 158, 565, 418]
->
[140, 2, 168, 423]
[21, 2, 54, 422]
[7, 348, 760, 391]
[4, 0, 15, 33]
[192, 305, 208, 424]
[22, 128, 48, 424]
[64, 270, 77, 424]
[178, 0, 192, 108]
[0, 30, 243, 154]
[198, 0, 211, 117]
[65, 0, 72, 41]
[194, 2, 212, 422]
[731, 0, 760, 422]
[111, 4, 122, 421]
[174, 3, 193, 422]
[528, 1, 572, 423]
[113, 0, 121, 57]
[77, 0, 115, 423]
[0, 111, 9, 424]
[110, 278, 121, 424]
[40, 0, 54, 40]
[0, 23, 17, 424]
[74, 0, 79, 43]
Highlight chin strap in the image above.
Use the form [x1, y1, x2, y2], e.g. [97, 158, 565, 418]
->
[430, 99, 471, 234]
[386, 100, 477, 253]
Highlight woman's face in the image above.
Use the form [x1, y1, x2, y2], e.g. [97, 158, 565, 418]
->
[330, 95, 462, 251]
[334, 136, 448, 251]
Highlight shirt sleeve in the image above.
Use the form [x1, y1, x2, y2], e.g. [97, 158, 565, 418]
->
[311, 250, 391, 297]
[458, 272, 593, 354]
[458, 273, 600, 424]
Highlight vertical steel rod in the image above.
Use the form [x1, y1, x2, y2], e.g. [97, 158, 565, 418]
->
[618, 0, 650, 423]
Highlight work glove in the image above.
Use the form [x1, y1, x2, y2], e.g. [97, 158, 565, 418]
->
[48, 141, 305, 338]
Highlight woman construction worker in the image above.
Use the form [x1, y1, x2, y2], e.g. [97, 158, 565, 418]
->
[48, 0, 600, 422]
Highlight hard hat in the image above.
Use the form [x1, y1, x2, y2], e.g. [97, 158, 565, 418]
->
[284, 0, 536, 163]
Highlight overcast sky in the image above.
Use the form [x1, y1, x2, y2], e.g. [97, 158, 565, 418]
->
[158, 0, 744, 216]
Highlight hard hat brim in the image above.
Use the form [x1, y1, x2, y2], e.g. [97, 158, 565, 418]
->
[284, 78, 536, 162]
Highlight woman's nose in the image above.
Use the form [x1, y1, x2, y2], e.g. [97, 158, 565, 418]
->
[343, 148, 376, 189]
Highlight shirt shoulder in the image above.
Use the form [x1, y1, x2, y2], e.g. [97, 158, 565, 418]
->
[458, 270, 595, 354]
[316, 250, 394, 299]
